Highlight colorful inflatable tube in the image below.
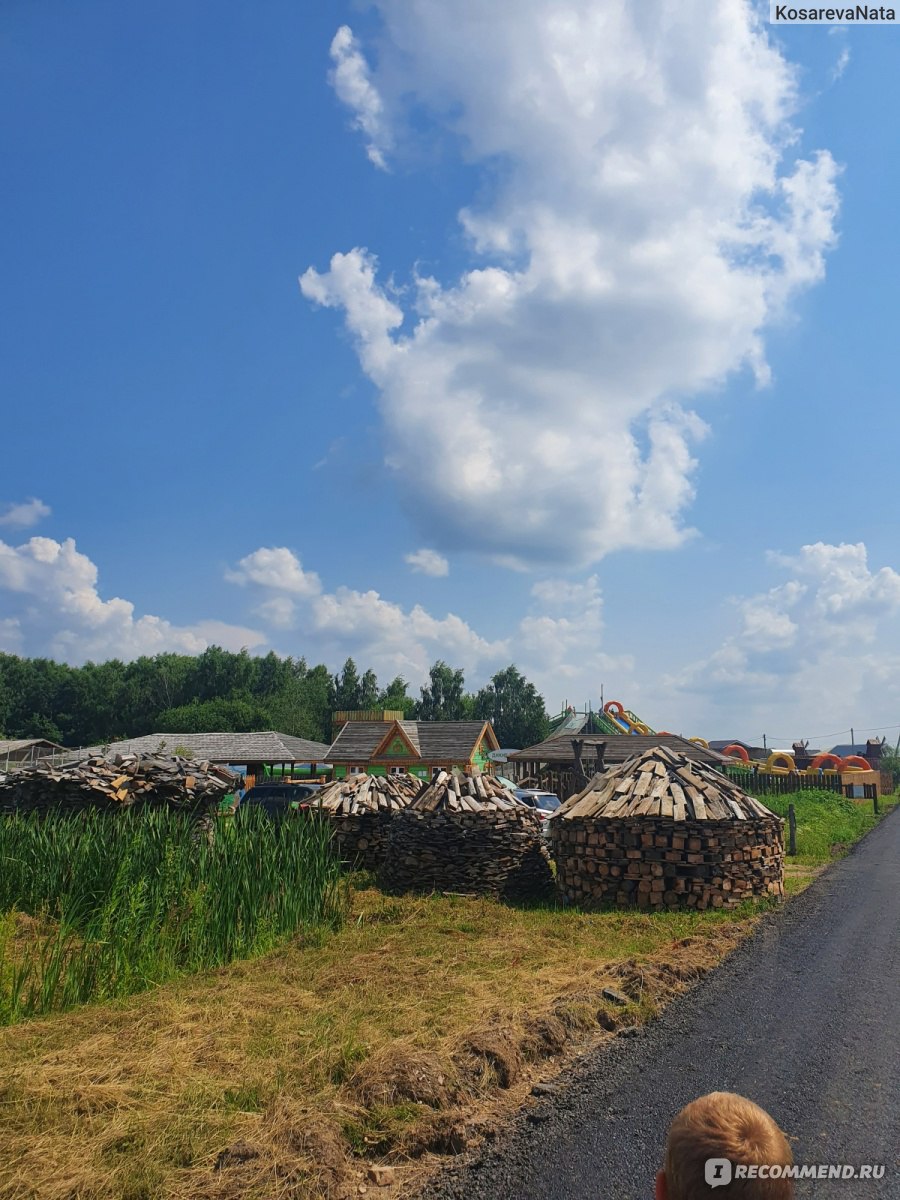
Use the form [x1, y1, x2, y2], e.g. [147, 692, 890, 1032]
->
[839, 755, 871, 772]
[723, 743, 750, 763]
[766, 751, 796, 773]
[808, 753, 843, 772]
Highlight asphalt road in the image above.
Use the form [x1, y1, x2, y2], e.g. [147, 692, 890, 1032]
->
[420, 808, 900, 1199]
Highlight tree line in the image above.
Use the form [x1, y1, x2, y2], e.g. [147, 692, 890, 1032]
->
[0, 649, 551, 750]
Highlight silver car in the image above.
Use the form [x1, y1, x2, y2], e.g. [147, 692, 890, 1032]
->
[513, 788, 561, 823]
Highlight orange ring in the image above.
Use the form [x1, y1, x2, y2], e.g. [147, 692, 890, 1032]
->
[723, 743, 750, 762]
[809, 753, 843, 772]
[839, 755, 871, 771]
[604, 700, 625, 715]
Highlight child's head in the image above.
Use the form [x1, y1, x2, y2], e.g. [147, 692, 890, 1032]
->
[657, 1092, 793, 1199]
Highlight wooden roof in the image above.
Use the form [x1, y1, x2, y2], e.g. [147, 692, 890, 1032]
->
[326, 720, 498, 763]
[555, 746, 779, 822]
[78, 731, 330, 764]
[511, 733, 727, 766]
[0, 738, 66, 756]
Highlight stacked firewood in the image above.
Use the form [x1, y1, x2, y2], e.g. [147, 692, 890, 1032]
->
[551, 746, 784, 911]
[379, 770, 554, 900]
[0, 753, 236, 815]
[311, 772, 418, 870]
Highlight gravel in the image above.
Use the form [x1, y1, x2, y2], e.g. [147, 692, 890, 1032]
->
[418, 807, 900, 1199]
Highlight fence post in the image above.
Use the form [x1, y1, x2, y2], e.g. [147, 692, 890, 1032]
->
[787, 803, 797, 856]
[874, 791, 880, 815]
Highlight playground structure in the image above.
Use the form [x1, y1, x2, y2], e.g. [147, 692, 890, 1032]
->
[600, 700, 654, 735]
[720, 744, 872, 776]
[548, 701, 709, 742]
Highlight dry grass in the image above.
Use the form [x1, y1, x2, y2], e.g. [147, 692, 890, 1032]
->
[0, 883, 761, 1200]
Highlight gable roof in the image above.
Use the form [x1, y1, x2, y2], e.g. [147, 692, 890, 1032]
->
[371, 721, 422, 760]
[556, 746, 778, 822]
[326, 720, 498, 763]
[0, 738, 67, 757]
[511, 733, 727, 766]
[829, 743, 882, 760]
[77, 731, 330, 764]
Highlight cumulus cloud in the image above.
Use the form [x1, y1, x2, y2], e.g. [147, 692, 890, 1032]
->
[302, 1, 840, 569]
[668, 542, 900, 736]
[226, 546, 322, 596]
[328, 25, 391, 169]
[0, 536, 265, 663]
[0, 497, 51, 529]
[227, 545, 504, 684]
[226, 544, 636, 711]
[405, 548, 450, 577]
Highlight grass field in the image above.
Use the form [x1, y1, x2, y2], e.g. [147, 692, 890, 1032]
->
[0, 809, 345, 1023]
[0, 793, 893, 1199]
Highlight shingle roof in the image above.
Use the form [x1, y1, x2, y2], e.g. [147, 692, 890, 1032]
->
[326, 720, 496, 763]
[511, 733, 728, 766]
[0, 738, 66, 756]
[78, 731, 330, 764]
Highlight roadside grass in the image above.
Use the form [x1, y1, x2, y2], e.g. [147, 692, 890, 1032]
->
[0, 794, 893, 1198]
[765, 789, 896, 869]
[0, 885, 760, 1200]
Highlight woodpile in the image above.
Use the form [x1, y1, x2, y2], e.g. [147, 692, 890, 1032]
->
[311, 772, 418, 870]
[550, 746, 784, 911]
[0, 753, 236, 816]
[379, 770, 554, 900]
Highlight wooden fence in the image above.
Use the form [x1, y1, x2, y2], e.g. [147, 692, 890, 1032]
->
[724, 768, 876, 800]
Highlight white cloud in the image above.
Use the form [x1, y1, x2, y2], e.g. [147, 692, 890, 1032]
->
[226, 546, 322, 596]
[227, 545, 504, 684]
[0, 498, 51, 529]
[302, 1, 840, 570]
[517, 575, 635, 708]
[668, 542, 900, 737]
[405, 548, 450, 577]
[227, 545, 634, 712]
[0, 536, 265, 663]
[328, 25, 391, 169]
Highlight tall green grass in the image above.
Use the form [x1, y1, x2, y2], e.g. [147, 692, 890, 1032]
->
[0, 808, 345, 1024]
[762, 789, 884, 862]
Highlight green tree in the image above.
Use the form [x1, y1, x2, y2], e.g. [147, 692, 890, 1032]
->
[156, 697, 272, 733]
[332, 658, 362, 711]
[418, 661, 467, 721]
[379, 675, 416, 717]
[359, 669, 379, 709]
[473, 664, 549, 748]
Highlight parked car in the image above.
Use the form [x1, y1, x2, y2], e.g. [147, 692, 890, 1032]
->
[513, 788, 561, 821]
[235, 782, 322, 820]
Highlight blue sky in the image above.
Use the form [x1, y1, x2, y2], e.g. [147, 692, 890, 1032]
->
[2, 1, 900, 744]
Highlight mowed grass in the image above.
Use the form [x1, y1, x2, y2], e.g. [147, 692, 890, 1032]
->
[0, 793, 893, 1199]
[0, 885, 760, 1199]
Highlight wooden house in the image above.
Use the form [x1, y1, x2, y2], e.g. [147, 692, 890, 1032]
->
[510, 733, 728, 799]
[325, 719, 499, 781]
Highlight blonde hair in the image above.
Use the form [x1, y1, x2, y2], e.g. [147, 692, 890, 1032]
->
[664, 1092, 793, 1198]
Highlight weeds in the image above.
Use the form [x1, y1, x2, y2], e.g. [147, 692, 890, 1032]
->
[0, 807, 345, 1023]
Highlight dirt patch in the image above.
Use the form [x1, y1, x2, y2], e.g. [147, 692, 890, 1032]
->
[351, 1048, 457, 1109]
[456, 1028, 523, 1090]
[197, 1100, 350, 1199]
[521, 1013, 569, 1058]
